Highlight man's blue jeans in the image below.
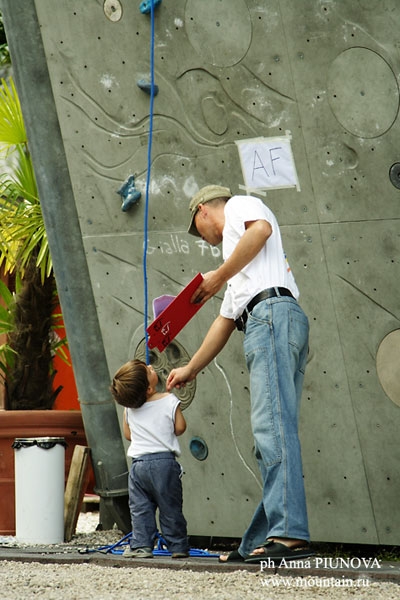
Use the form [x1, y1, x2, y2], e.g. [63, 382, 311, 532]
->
[128, 452, 188, 553]
[239, 296, 310, 556]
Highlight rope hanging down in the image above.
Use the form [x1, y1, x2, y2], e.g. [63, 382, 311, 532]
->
[142, 0, 156, 365]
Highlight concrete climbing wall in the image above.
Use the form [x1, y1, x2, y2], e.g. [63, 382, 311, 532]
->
[7, 0, 400, 543]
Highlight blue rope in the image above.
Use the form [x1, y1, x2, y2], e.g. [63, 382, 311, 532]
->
[79, 532, 220, 558]
[142, 0, 156, 365]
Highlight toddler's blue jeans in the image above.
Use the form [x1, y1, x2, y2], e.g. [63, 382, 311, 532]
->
[128, 451, 189, 554]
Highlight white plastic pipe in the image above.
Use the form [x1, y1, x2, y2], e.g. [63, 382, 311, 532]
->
[14, 438, 65, 544]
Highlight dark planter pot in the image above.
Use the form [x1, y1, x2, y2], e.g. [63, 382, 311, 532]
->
[0, 410, 90, 536]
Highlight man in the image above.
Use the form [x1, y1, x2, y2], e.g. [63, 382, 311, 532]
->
[166, 184, 312, 563]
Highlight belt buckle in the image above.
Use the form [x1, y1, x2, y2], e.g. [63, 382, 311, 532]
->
[235, 311, 247, 332]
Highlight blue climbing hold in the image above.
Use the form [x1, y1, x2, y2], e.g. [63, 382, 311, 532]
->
[137, 79, 159, 96]
[189, 437, 209, 461]
[140, 0, 162, 15]
[117, 175, 141, 212]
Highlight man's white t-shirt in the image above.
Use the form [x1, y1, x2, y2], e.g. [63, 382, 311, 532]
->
[220, 195, 299, 321]
[126, 393, 181, 458]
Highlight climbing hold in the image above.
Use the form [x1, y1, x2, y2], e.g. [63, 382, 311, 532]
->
[117, 175, 141, 212]
[139, 0, 162, 15]
[389, 163, 400, 190]
[189, 437, 209, 461]
[137, 79, 159, 96]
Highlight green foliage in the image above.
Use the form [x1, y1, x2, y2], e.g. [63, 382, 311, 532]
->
[0, 77, 51, 283]
[0, 77, 26, 143]
[0, 14, 10, 66]
[0, 277, 18, 380]
[0, 76, 67, 408]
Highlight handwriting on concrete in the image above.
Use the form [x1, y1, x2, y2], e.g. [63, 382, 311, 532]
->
[146, 235, 222, 258]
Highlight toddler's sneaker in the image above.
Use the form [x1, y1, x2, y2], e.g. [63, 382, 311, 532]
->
[171, 551, 189, 559]
[123, 546, 153, 558]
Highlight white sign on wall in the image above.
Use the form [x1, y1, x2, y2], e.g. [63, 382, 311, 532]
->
[235, 135, 300, 193]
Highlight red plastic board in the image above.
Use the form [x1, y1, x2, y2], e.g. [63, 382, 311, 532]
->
[146, 273, 204, 352]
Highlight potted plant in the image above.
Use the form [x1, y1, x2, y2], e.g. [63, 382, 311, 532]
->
[0, 76, 63, 409]
[0, 76, 89, 536]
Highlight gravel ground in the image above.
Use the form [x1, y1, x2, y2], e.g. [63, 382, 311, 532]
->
[1, 561, 399, 600]
[0, 512, 399, 600]
[1, 558, 399, 600]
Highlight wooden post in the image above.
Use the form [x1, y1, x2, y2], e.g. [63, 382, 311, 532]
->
[64, 445, 92, 542]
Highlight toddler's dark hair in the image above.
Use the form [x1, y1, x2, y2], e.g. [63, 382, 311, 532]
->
[110, 359, 148, 408]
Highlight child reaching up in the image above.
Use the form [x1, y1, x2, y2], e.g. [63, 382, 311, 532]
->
[111, 359, 189, 559]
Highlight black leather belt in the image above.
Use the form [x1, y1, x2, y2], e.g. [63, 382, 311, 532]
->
[235, 287, 295, 331]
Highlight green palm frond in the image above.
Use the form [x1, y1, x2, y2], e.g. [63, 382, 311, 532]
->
[0, 77, 26, 144]
[0, 198, 51, 281]
[0, 279, 14, 333]
[2, 144, 38, 201]
[0, 277, 18, 381]
[0, 76, 51, 282]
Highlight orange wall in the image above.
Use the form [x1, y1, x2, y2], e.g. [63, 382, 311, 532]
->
[52, 305, 80, 410]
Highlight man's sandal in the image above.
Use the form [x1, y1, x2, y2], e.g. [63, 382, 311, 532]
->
[245, 541, 314, 564]
[219, 549, 247, 563]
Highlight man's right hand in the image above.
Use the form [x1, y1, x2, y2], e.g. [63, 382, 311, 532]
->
[166, 365, 196, 391]
[190, 270, 225, 305]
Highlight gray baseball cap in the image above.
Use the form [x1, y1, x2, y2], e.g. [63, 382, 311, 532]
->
[188, 184, 231, 236]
